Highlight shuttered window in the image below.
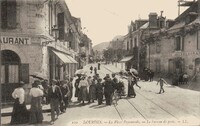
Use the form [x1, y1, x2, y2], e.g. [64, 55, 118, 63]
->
[19, 64, 29, 83]
[198, 31, 200, 50]
[1, 65, 5, 84]
[57, 12, 65, 40]
[8, 65, 19, 83]
[155, 60, 161, 72]
[1, 0, 17, 29]
[175, 36, 184, 51]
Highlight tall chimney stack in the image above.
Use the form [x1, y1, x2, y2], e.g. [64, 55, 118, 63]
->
[149, 12, 158, 29]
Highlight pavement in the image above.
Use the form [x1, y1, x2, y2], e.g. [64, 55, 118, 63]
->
[1, 63, 200, 126]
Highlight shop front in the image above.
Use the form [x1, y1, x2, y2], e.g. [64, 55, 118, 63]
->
[48, 48, 78, 82]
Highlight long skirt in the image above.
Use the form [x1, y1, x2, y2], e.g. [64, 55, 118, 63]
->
[89, 85, 96, 100]
[29, 97, 43, 124]
[79, 86, 89, 101]
[10, 98, 29, 125]
[128, 84, 136, 97]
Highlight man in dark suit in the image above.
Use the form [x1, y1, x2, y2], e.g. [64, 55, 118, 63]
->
[48, 79, 63, 125]
[103, 74, 115, 105]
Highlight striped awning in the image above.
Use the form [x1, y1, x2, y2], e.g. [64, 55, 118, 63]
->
[52, 50, 78, 64]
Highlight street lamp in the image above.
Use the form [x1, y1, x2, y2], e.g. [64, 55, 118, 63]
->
[52, 25, 59, 42]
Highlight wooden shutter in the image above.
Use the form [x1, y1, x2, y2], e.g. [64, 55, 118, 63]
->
[19, 64, 29, 83]
[1, 0, 7, 29]
[57, 12, 65, 40]
[182, 37, 184, 51]
[7, 0, 17, 29]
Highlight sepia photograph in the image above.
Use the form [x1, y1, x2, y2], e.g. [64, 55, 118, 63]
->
[0, 0, 200, 126]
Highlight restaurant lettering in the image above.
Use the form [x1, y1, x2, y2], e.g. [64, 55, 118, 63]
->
[175, 51, 200, 56]
[0, 36, 31, 45]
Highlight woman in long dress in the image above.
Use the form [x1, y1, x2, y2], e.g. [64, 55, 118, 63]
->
[10, 81, 29, 125]
[89, 78, 97, 103]
[127, 72, 136, 98]
[29, 80, 44, 124]
[78, 75, 89, 104]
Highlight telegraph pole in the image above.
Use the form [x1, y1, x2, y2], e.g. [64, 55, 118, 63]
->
[0, 34, 2, 125]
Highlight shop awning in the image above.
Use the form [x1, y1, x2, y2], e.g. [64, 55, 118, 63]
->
[119, 56, 134, 63]
[66, 55, 78, 63]
[52, 50, 77, 64]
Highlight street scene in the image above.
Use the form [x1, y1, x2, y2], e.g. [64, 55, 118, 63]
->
[1, 0, 200, 126]
[1, 63, 200, 126]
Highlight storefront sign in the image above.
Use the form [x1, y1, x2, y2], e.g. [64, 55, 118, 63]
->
[174, 51, 200, 56]
[0, 36, 31, 45]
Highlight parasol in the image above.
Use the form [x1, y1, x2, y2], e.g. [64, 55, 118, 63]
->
[130, 68, 138, 75]
[75, 69, 87, 75]
[30, 72, 46, 80]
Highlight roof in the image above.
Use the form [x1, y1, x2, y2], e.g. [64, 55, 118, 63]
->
[140, 22, 149, 29]
[168, 22, 185, 31]
[119, 56, 134, 63]
[188, 17, 200, 25]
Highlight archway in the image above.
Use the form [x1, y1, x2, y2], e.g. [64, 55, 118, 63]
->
[195, 58, 200, 81]
[174, 57, 185, 74]
[1, 50, 21, 104]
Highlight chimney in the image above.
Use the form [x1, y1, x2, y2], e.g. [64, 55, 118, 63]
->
[149, 12, 158, 29]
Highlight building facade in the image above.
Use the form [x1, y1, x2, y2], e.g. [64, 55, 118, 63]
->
[0, 0, 88, 104]
[146, 0, 200, 82]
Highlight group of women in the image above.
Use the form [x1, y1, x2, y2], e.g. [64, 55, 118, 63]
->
[10, 77, 73, 125]
[74, 71, 139, 106]
[10, 80, 44, 125]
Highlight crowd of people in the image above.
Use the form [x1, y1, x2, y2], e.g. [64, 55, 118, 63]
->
[9, 65, 168, 125]
[74, 69, 141, 106]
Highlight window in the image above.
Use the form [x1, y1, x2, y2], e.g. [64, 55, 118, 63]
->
[9, 65, 19, 83]
[1, 0, 17, 29]
[175, 36, 184, 51]
[168, 59, 174, 73]
[134, 37, 137, 47]
[155, 60, 161, 72]
[57, 12, 65, 40]
[127, 41, 129, 50]
[156, 42, 161, 53]
[198, 31, 200, 50]
[130, 39, 133, 49]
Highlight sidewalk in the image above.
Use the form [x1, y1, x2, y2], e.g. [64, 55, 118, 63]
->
[1, 104, 51, 117]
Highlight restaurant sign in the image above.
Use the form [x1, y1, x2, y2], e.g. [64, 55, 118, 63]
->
[0, 36, 31, 45]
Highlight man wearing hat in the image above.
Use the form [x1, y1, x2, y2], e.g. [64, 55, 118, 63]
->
[103, 74, 115, 105]
[48, 79, 63, 125]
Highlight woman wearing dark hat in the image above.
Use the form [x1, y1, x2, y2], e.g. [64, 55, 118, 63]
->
[127, 72, 136, 98]
[29, 80, 44, 124]
[10, 81, 29, 125]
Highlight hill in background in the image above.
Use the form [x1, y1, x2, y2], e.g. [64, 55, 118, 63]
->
[93, 42, 110, 52]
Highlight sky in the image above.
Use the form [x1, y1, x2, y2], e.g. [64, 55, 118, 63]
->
[65, 0, 188, 46]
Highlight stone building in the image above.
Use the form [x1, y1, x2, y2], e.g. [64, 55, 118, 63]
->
[0, 0, 87, 104]
[146, 0, 200, 82]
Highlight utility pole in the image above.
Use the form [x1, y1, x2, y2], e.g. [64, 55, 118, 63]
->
[0, 35, 2, 125]
[178, 0, 181, 16]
